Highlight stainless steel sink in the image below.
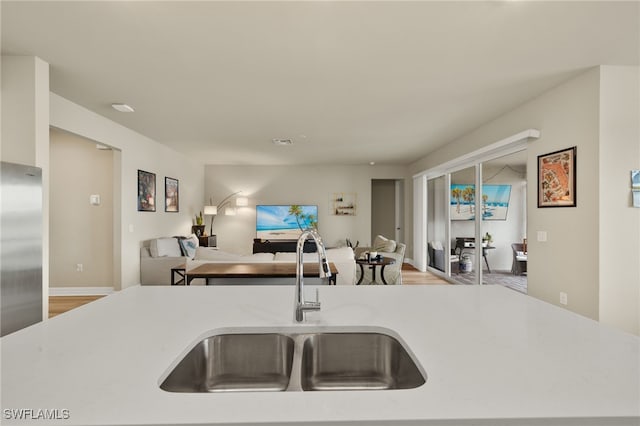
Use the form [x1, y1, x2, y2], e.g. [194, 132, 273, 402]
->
[160, 328, 426, 393]
[160, 333, 295, 392]
[300, 332, 426, 391]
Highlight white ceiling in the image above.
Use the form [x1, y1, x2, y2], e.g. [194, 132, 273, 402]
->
[2, 1, 638, 166]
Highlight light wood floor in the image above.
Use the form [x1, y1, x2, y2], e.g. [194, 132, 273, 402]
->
[48, 266, 446, 317]
[401, 263, 451, 285]
[49, 296, 105, 318]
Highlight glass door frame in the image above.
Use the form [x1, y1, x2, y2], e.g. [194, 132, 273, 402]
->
[430, 163, 485, 283]
[415, 130, 539, 283]
[425, 173, 453, 277]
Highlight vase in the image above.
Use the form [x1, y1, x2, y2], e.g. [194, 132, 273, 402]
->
[191, 225, 205, 237]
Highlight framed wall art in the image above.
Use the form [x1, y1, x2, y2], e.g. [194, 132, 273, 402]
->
[137, 169, 156, 212]
[538, 146, 577, 208]
[165, 177, 179, 212]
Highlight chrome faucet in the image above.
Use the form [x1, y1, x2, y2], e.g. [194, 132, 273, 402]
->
[295, 229, 331, 322]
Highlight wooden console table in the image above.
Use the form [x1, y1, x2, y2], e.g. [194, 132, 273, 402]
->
[252, 239, 317, 254]
[185, 262, 338, 286]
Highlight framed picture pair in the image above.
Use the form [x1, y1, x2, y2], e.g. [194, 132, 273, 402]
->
[137, 169, 179, 212]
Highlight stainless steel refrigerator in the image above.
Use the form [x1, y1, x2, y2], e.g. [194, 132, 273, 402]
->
[1, 161, 43, 336]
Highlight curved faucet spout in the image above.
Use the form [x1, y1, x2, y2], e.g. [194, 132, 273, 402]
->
[295, 229, 330, 322]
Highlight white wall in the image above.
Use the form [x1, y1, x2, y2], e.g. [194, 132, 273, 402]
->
[204, 165, 411, 255]
[411, 66, 640, 335]
[49, 128, 114, 288]
[598, 66, 640, 335]
[413, 69, 601, 320]
[1, 56, 50, 319]
[50, 94, 204, 289]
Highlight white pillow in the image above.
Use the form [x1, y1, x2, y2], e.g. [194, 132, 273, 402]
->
[150, 237, 182, 257]
[373, 235, 397, 253]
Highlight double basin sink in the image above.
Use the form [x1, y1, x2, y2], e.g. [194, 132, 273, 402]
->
[160, 327, 426, 393]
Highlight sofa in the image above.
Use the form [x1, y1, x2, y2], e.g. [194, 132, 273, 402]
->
[140, 236, 356, 286]
[428, 240, 459, 272]
[354, 235, 406, 285]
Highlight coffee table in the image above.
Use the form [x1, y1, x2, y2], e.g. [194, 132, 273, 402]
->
[356, 256, 396, 285]
[185, 262, 338, 286]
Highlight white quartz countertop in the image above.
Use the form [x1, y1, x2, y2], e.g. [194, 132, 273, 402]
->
[1, 285, 638, 426]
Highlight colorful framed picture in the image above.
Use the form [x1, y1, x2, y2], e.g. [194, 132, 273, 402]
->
[165, 177, 179, 212]
[538, 147, 577, 208]
[137, 169, 156, 212]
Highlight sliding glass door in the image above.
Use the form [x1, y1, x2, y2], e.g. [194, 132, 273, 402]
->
[480, 152, 528, 292]
[422, 149, 528, 292]
[450, 166, 479, 284]
[426, 176, 447, 273]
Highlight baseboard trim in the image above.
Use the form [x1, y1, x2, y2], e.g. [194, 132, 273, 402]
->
[49, 287, 115, 296]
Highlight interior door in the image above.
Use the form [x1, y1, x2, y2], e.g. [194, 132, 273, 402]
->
[371, 179, 398, 241]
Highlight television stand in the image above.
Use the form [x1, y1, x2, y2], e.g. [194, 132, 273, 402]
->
[253, 239, 318, 254]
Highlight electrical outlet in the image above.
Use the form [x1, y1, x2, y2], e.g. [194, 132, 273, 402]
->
[560, 292, 568, 306]
[76, 263, 83, 272]
[537, 231, 548, 242]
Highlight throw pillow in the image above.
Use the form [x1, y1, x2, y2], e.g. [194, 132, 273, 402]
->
[373, 235, 397, 253]
[151, 237, 183, 257]
[178, 234, 199, 259]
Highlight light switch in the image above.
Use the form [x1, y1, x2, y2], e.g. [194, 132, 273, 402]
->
[89, 194, 101, 206]
[537, 231, 547, 242]
[128, 224, 134, 233]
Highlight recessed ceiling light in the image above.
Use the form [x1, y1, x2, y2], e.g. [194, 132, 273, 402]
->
[272, 138, 294, 146]
[369, 161, 376, 166]
[111, 103, 135, 113]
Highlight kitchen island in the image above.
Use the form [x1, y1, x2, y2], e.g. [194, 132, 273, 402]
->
[1, 285, 638, 425]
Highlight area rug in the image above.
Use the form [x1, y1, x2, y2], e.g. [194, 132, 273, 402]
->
[452, 270, 527, 294]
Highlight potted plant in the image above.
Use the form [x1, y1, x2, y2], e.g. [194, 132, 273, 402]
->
[192, 211, 205, 236]
[483, 232, 493, 246]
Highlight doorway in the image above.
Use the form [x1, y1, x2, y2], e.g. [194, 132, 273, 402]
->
[49, 128, 119, 294]
[371, 179, 404, 243]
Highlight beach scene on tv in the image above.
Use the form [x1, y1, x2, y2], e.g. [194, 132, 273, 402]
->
[256, 205, 318, 240]
[450, 184, 511, 221]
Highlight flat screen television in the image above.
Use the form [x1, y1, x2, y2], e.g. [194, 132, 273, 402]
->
[256, 205, 318, 240]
